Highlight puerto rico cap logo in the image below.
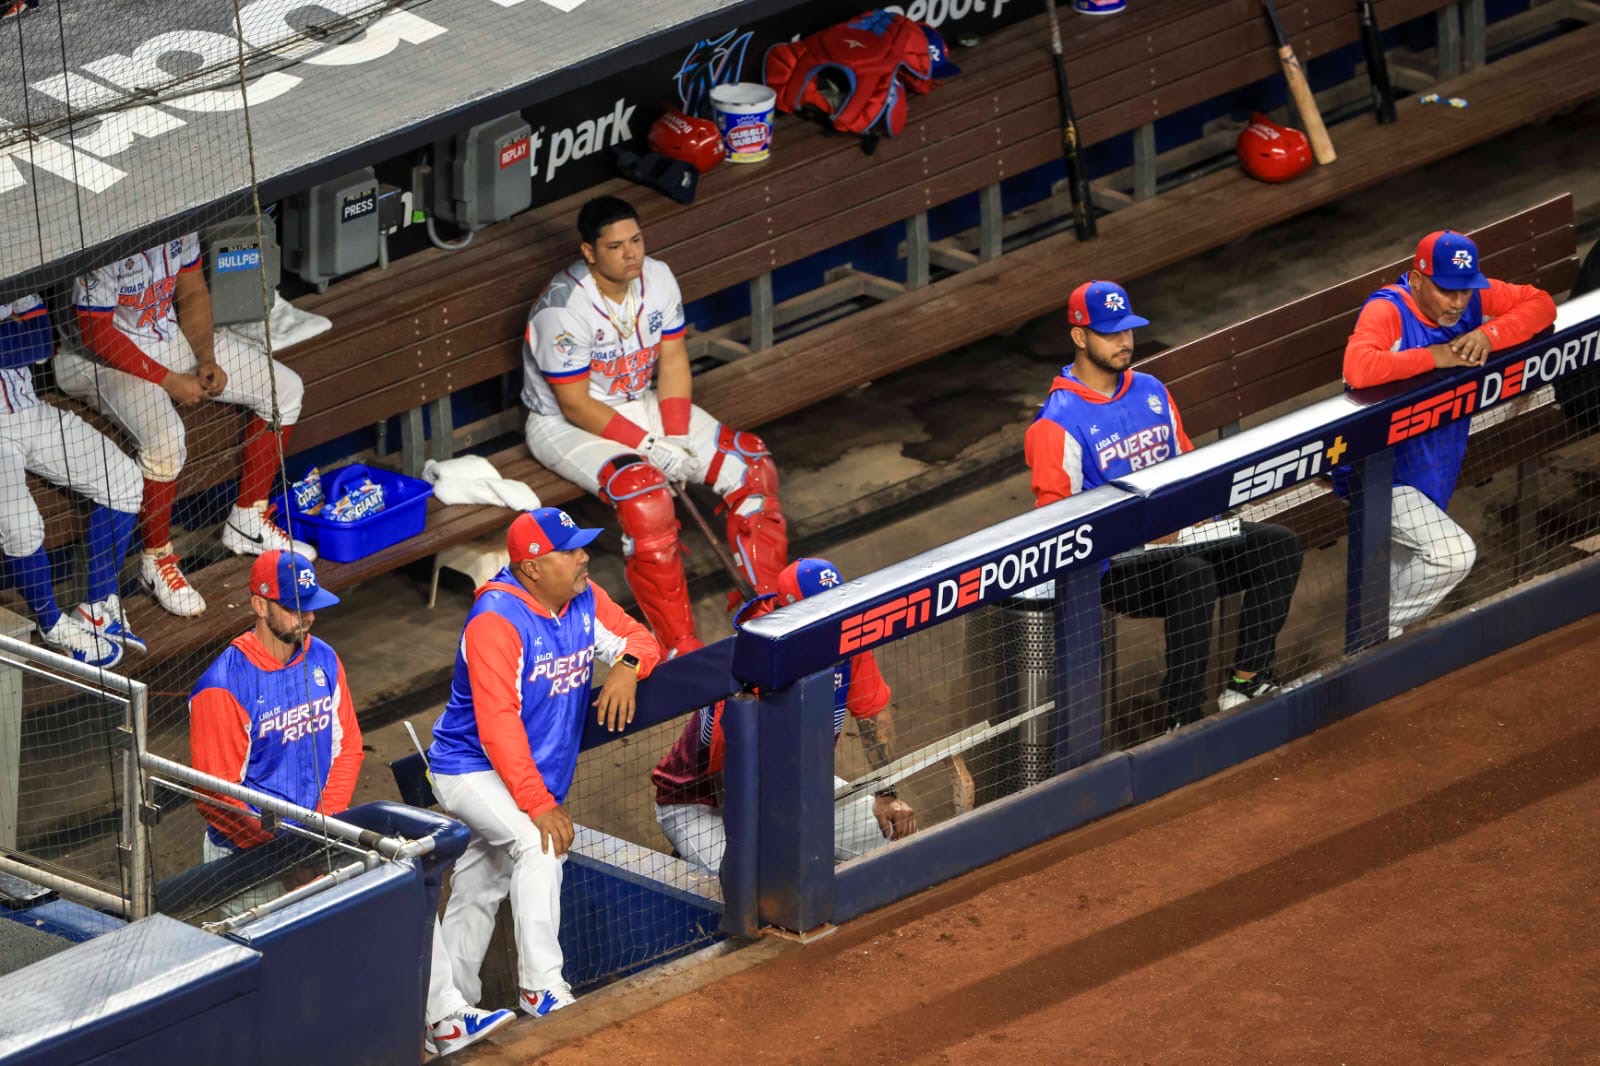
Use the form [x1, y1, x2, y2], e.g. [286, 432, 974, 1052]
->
[818, 567, 841, 588]
[1451, 248, 1474, 269]
[1104, 291, 1127, 312]
[297, 567, 317, 589]
[559, 512, 577, 530]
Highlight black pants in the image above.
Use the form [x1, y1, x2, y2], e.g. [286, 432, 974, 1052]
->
[1102, 521, 1303, 726]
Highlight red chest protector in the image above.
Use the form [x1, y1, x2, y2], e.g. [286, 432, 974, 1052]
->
[764, 10, 936, 139]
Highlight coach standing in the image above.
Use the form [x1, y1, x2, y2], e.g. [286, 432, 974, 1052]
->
[189, 550, 361, 865]
[1025, 281, 1304, 731]
[429, 507, 661, 1018]
[1341, 230, 1556, 636]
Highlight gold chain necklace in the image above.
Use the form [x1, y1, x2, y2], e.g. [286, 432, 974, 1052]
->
[597, 280, 638, 342]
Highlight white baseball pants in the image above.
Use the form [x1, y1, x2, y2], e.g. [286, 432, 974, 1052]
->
[0, 402, 141, 556]
[525, 392, 747, 498]
[425, 919, 471, 1024]
[55, 332, 303, 483]
[433, 770, 567, 1002]
[1389, 484, 1477, 631]
[656, 776, 890, 871]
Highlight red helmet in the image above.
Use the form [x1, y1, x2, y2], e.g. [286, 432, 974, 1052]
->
[1236, 113, 1312, 183]
[647, 110, 726, 174]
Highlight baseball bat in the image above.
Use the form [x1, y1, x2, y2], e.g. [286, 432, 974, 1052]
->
[1357, 0, 1398, 125]
[1261, 0, 1337, 164]
[669, 481, 757, 602]
[1044, 0, 1096, 241]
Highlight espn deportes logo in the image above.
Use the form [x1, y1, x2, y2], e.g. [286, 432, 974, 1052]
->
[1228, 436, 1346, 507]
[214, 248, 260, 273]
[499, 136, 531, 170]
[341, 190, 377, 223]
[838, 525, 1095, 653]
[1388, 327, 1600, 443]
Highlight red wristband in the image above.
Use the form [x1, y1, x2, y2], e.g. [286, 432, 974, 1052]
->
[601, 411, 649, 448]
[660, 396, 691, 437]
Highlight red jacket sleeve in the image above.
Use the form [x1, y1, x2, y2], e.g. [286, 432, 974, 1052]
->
[462, 611, 556, 817]
[846, 651, 891, 718]
[1024, 417, 1080, 508]
[1344, 299, 1434, 387]
[189, 687, 276, 849]
[1166, 388, 1194, 454]
[1477, 279, 1557, 350]
[76, 310, 171, 384]
[317, 658, 363, 815]
[591, 579, 663, 678]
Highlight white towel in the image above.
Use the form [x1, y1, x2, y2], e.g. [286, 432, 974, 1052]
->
[422, 456, 542, 511]
[224, 291, 334, 352]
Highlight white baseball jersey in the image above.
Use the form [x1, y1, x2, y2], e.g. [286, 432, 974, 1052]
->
[74, 233, 201, 343]
[520, 257, 686, 417]
[0, 294, 48, 413]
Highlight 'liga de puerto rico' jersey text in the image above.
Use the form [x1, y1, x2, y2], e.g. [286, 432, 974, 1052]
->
[1025, 369, 1193, 507]
[521, 257, 686, 416]
[428, 570, 661, 816]
[0, 294, 50, 413]
[189, 632, 363, 850]
[74, 233, 201, 344]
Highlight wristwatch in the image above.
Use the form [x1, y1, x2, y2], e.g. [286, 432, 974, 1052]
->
[618, 653, 641, 671]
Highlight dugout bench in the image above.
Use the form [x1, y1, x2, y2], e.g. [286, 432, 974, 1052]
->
[18, 1, 1600, 679]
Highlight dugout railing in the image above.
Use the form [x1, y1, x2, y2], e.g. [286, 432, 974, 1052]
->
[709, 288, 1600, 936]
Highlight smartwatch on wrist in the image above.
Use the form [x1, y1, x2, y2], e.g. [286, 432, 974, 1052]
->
[618, 653, 641, 672]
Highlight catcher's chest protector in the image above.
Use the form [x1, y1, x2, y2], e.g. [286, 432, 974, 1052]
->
[764, 10, 933, 138]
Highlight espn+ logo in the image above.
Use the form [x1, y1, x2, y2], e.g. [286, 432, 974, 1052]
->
[1228, 437, 1346, 507]
[838, 525, 1095, 653]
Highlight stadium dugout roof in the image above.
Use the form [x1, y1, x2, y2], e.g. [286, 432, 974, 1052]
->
[0, 0, 806, 294]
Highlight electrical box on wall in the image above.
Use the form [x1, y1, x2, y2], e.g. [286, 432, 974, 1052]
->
[432, 114, 533, 231]
[283, 168, 381, 292]
[203, 217, 281, 325]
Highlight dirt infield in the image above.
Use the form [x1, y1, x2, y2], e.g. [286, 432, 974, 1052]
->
[484, 613, 1600, 1065]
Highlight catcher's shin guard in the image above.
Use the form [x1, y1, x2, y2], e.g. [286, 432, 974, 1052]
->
[708, 428, 789, 595]
[601, 458, 700, 654]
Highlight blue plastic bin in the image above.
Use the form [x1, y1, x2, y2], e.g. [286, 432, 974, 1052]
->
[273, 464, 432, 563]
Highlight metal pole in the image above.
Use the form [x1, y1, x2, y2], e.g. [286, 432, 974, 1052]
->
[123, 682, 152, 919]
[201, 855, 377, 934]
[140, 752, 429, 860]
[0, 854, 130, 916]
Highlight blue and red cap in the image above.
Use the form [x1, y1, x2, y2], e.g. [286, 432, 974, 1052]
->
[508, 506, 603, 561]
[1413, 230, 1489, 291]
[1067, 280, 1150, 333]
[249, 550, 339, 610]
[777, 558, 845, 605]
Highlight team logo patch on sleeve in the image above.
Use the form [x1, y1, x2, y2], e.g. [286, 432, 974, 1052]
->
[313, 666, 327, 687]
[1147, 394, 1163, 414]
[554, 332, 577, 356]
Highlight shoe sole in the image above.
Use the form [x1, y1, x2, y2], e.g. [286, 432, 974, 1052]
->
[223, 523, 317, 561]
[140, 581, 206, 618]
[427, 1012, 515, 1056]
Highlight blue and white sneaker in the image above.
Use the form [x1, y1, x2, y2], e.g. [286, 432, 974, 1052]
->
[424, 1006, 514, 1056]
[41, 614, 123, 669]
[77, 594, 147, 656]
[519, 983, 576, 1017]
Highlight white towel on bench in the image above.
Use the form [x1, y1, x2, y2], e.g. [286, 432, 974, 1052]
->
[224, 291, 334, 351]
[422, 455, 542, 511]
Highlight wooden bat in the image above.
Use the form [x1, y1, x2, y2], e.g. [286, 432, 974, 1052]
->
[1044, 0, 1097, 240]
[1261, 0, 1337, 164]
[1358, 0, 1398, 125]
